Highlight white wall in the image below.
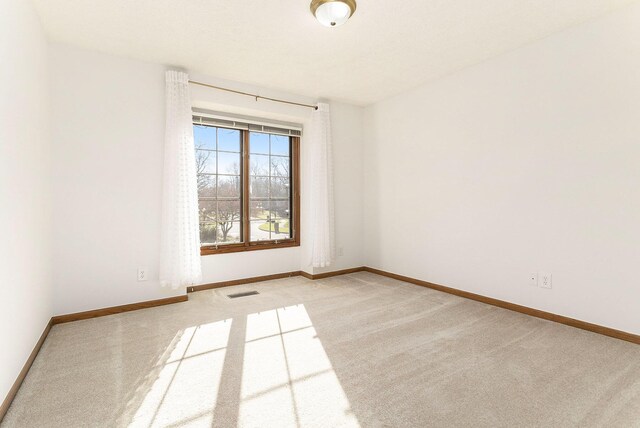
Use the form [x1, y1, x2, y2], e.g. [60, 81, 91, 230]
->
[49, 45, 182, 315]
[363, 2, 640, 335]
[0, 0, 52, 405]
[49, 44, 364, 314]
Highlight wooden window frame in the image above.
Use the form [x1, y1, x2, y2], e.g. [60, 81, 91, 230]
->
[199, 130, 300, 256]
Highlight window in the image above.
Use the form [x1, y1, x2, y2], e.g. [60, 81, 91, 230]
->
[194, 121, 300, 255]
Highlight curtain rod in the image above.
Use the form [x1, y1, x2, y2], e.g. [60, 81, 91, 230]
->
[188, 80, 318, 110]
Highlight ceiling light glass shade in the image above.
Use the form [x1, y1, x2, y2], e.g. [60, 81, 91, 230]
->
[310, 0, 356, 27]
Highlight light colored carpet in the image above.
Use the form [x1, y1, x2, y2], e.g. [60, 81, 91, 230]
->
[3, 272, 640, 427]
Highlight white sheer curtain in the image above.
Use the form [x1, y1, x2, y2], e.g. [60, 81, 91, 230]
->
[309, 102, 335, 268]
[159, 70, 202, 289]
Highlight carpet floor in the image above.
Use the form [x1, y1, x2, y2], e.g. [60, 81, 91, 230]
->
[3, 272, 640, 427]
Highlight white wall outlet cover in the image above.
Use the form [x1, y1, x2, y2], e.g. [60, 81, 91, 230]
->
[137, 268, 148, 281]
[529, 273, 538, 287]
[337, 246, 344, 257]
[540, 272, 552, 289]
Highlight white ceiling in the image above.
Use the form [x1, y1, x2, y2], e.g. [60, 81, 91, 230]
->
[33, 0, 638, 106]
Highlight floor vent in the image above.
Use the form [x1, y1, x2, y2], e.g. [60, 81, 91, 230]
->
[227, 291, 259, 299]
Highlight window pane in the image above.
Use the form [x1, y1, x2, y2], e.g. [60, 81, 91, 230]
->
[250, 200, 269, 220]
[200, 223, 218, 246]
[198, 200, 217, 224]
[250, 177, 269, 198]
[217, 176, 240, 198]
[217, 200, 242, 225]
[271, 135, 289, 156]
[271, 200, 290, 220]
[250, 220, 272, 241]
[250, 218, 289, 241]
[271, 178, 290, 199]
[250, 154, 269, 176]
[200, 199, 242, 244]
[271, 219, 290, 240]
[196, 150, 216, 174]
[271, 200, 291, 239]
[218, 221, 241, 244]
[194, 125, 216, 150]
[270, 157, 289, 178]
[198, 174, 216, 198]
[218, 128, 241, 152]
[250, 132, 269, 154]
[218, 152, 240, 175]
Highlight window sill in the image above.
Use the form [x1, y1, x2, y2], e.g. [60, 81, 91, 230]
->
[200, 240, 300, 256]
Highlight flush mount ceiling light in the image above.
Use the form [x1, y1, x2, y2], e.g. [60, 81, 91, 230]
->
[310, 0, 357, 27]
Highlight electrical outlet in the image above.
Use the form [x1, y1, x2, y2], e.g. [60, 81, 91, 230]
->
[540, 272, 552, 289]
[138, 268, 148, 282]
[337, 246, 344, 257]
[528, 273, 538, 287]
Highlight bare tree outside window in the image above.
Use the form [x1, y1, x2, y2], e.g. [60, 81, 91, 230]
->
[216, 171, 240, 242]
